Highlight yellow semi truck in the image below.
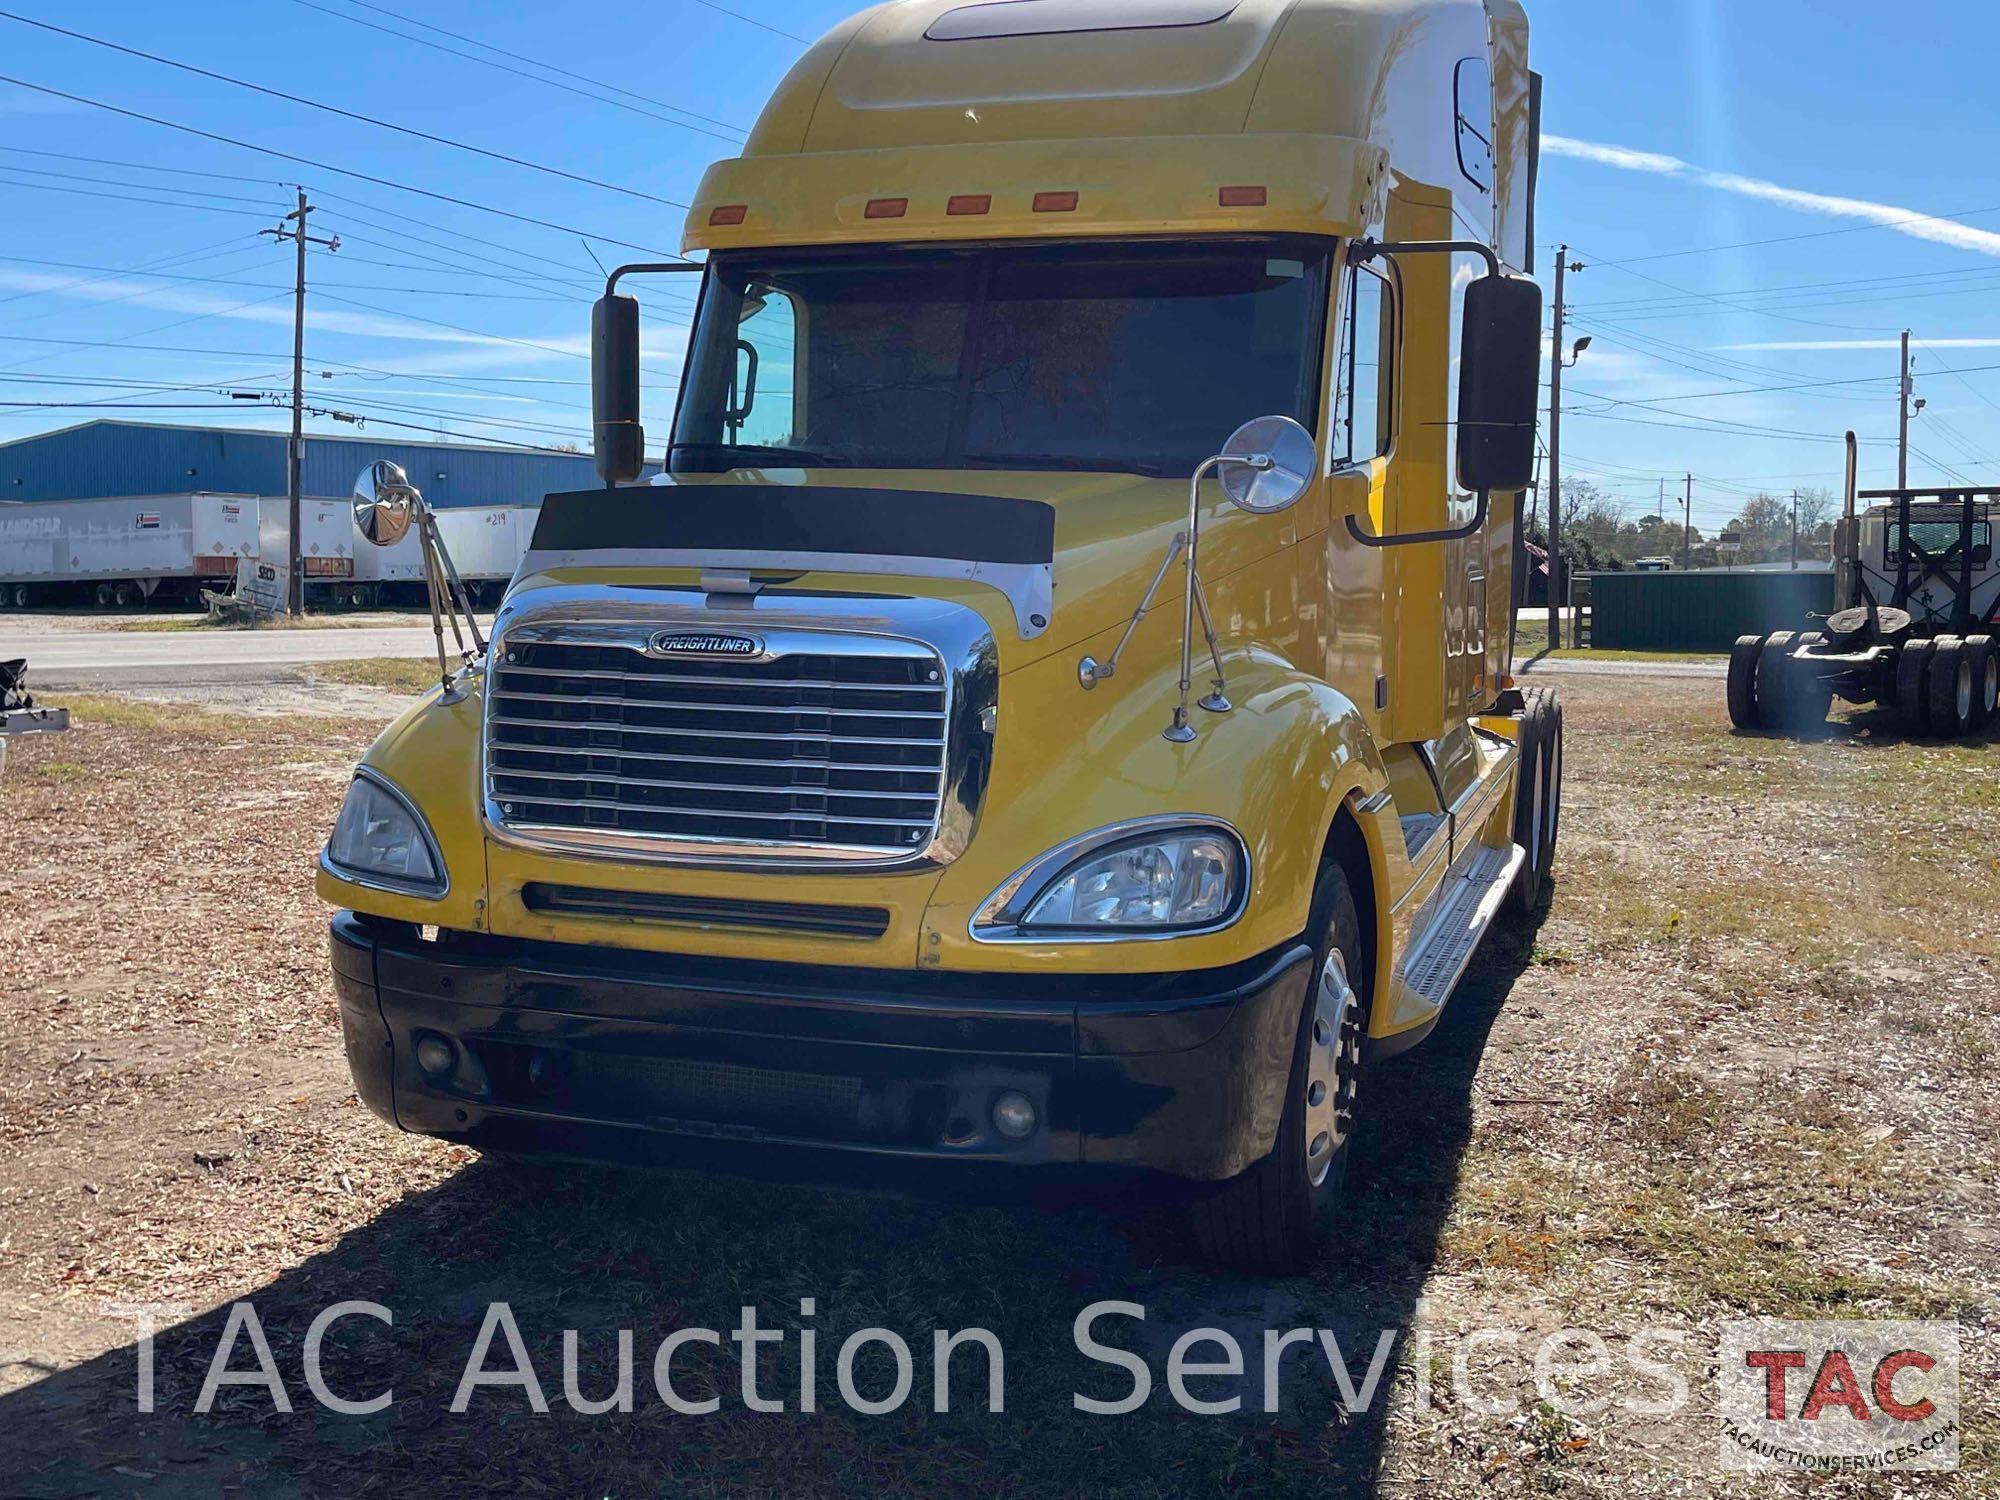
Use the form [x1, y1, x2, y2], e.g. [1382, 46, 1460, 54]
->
[319, 0, 1560, 1270]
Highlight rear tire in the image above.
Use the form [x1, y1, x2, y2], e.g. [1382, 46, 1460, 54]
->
[1896, 640, 1935, 734]
[1754, 630, 1797, 734]
[1964, 636, 1997, 731]
[1928, 637, 1974, 737]
[1727, 633, 1765, 729]
[1190, 862, 1365, 1275]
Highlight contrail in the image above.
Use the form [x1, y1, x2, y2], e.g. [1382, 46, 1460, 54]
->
[1543, 135, 2000, 259]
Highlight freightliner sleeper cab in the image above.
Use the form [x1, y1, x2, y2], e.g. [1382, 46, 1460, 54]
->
[319, 0, 1563, 1270]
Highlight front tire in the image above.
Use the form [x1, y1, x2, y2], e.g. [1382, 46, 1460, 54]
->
[1509, 689, 1550, 915]
[1190, 862, 1365, 1274]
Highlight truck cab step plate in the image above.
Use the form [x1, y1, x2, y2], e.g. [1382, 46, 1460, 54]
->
[1397, 842, 1525, 1011]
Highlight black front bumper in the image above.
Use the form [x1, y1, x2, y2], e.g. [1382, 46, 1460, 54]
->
[330, 913, 1310, 1189]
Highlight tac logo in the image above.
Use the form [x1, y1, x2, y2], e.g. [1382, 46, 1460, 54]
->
[1718, 1320, 1959, 1472]
[647, 632, 763, 659]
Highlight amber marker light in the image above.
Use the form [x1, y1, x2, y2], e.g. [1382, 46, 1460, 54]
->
[865, 197, 910, 219]
[708, 204, 748, 226]
[1032, 191, 1080, 213]
[947, 194, 992, 216]
[1218, 185, 1268, 207]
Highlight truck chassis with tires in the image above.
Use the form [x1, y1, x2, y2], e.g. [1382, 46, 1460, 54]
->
[1730, 469, 1997, 739]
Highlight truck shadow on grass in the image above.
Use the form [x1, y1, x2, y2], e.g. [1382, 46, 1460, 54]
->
[2, 911, 1546, 1499]
[1734, 703, 2000, 747]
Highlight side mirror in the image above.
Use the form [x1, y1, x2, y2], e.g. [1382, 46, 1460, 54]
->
[592, 292, 644, 486]
[1216, 415, 1316, 515]
[352, 459, 419, 548]
[1456, 274, 1543, 494]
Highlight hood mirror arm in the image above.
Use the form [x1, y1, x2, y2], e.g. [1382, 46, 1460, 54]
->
[353, 460, 486, 703]
[1080, 415, 1314, 742]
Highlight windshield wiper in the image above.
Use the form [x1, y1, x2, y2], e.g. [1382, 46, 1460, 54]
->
[670, 441, 857, 468]
[957, 452, 1181, 479]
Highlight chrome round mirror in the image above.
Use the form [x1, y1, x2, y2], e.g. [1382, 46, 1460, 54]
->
[352, 459, 419, 548]
[1216, 415, 1316, 515]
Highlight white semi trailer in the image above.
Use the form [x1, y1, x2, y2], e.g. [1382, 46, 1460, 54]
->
[0, 493, 260, 608]
[0, 491, 537, 613]
[247, 497, 538, 610]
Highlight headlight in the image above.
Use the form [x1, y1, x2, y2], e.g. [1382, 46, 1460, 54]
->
[972, 819, 1247, 941]
[324, 771, 446, 896]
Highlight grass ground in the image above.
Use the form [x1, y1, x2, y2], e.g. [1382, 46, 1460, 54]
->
[0, 679, 1993, 1497]
[305, 657, 453, 694]
[1513, 617, 1726, 664]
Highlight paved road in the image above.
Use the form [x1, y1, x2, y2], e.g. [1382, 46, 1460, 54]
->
[1518, 655, 1726, 679]
[4, 624, 488, 690]
[11, 619, 1733, 692]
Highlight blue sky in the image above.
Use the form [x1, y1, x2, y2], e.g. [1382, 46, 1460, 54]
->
[1, 0, 1995, 531]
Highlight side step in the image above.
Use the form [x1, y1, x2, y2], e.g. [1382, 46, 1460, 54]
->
[1398, 842, 1526, 1011]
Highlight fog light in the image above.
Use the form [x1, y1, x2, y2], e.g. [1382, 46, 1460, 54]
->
[414, 1033, 456, 1078]
[992, 1090, 1037, 1140]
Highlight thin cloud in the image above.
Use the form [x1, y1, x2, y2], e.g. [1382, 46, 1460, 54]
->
[0, 271, 695, 363]
[1543, 135, 2000, 259]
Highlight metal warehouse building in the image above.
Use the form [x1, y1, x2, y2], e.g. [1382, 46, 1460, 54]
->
[0, 419, 637, 508]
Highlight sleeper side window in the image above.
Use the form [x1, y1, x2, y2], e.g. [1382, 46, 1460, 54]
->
[1333, 261, 1394, 467]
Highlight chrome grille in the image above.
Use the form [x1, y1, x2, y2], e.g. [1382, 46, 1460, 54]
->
[485, 631, 949, 859]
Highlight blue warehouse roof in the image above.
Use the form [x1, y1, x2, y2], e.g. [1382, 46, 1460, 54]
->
[0, 419, 655, 507]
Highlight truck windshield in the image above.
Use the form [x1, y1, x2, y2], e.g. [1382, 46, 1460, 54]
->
[670, 238, 1330, 478]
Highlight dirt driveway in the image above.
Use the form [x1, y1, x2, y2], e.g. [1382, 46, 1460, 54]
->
[0, 676, 1993, 1497]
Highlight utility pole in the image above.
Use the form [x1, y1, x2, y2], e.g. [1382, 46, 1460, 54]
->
[1547, 247, 1585, 648]
[1789, 490, 1800, 570]
[1897, 328, 1912, 491]
[262, 191, 338, 615]
[1682, 474, 1694, 569]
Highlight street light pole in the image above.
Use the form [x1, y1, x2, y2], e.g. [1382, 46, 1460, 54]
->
[1682, 474, 1693, 568]
[1547, 248, 1585, 647]
[1898, 329, 1912, 491]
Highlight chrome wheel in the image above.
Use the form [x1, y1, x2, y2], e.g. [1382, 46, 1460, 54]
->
[1303, 949, 1362, 1188]
[1983, 654, 1999, 716]
[1957, 659, 1974, 725]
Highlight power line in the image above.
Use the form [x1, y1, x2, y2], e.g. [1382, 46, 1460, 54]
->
[344, 0, 753, 133]
[0, 245, 278, 334]
[1568, 241, 1896, 335]
[0, 252, 580, 302]
[1560, 398, 1897, 445]
[0, 10, 689, 209]
[687, 0, 813, 44]
[0, 143, 612, 290]
[1564, 366, 1968, 413]
[0, 162, 283, 208]
[1581, 203, 2000, 268]
[0, 75, 684, 258]
[0, 233, 251, 310]
[0, 290, 293, 377]
[0, 171, 287, 219]
[1574, 262, 2000, 317]
[287, 0, 745, 144]
[0, 143, 280, 185]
